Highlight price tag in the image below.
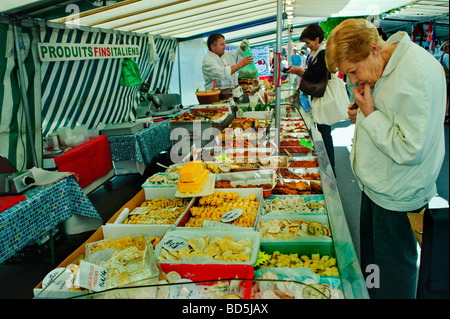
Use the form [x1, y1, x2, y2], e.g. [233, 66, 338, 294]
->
[221, 208, 244, 223]
[169, 279, 199, 299]
[192, 144, 198, 160]
[78, 260, 108, 292]
[162, 236, 189, 251]
[42, 267, 74, 291]
[129, 207, 149, 215]
[215, 133, 221, 146]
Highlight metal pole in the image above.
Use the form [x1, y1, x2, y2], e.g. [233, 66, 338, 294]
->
[177, 41, 182, 104]
[12, 20, 39, 168]
[287, 24, 292, 89]
[274, 0, 283, 153]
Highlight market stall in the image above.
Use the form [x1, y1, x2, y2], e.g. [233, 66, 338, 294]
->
[2, 0, 446, 301]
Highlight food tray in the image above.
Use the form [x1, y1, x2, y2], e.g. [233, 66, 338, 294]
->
[257, 213, 332, 243]
[280, 117, 304, 122]
[280, 122, 308, 133]
[273, 179, 323, 196]
[257, 155, 290, 169]
[154, 228, 261, 266]
[105, 188, 194, 238]
[288, 156, 319, 168]
[253, 267, 343, 299]
[262, 195, 326, 215]
[224, 147, 277, 160]
[279, 139, 314, 155]
[179, 188, 264, 230]
[120, 187, 194, 223]
[280, 132, 310, 140]
[85, 234, 160, 298]
[280, 167, 321, 181]
[159, 264, 254, 299]
[215, 170, 277, 189]
[142, 172, 179, 188]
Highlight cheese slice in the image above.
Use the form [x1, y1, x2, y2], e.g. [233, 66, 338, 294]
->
[179, 161, 205, 183]
[177, 169, 209, 194]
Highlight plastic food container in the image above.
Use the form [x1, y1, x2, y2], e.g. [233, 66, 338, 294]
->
[155, 228, 261, 266]
[195, 90, 220, 104]
[85, 234, 160, 298]
[215, 170, 276, 198]
[159, 263, 254, 299]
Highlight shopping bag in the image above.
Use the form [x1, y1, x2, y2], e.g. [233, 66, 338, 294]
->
[120, 59, 143, 87]
[311, 75, 349, 125]
[299, 71, 328, 98]
[238, 45, 259, 79]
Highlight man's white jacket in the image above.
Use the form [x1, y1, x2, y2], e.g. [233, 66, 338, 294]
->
[202, 48, 244, 90]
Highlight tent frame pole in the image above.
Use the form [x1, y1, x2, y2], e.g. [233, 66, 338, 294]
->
[12, 20, 39, 168]
[274, 0, 283, 152]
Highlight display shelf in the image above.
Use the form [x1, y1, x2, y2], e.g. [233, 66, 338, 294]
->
[34, 99, 368, 299]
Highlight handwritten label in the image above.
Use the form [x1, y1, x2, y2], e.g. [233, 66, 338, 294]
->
[42, 268, 74, 290]
[78, 260, 108, 292]
[162, 237, 189, 251]
[221, 209, 244, 223]
[129, 207, 149, 215]
[169, 279, 199, 299]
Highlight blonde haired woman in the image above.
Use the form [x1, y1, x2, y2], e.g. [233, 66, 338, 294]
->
[326, 19, 446, 299]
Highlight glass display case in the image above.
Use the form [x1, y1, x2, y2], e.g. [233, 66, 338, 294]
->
[35, 91, 368, 299]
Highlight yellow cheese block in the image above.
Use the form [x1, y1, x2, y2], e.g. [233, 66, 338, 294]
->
[177, 169, 210, 194]
[179, 161, 205, 183]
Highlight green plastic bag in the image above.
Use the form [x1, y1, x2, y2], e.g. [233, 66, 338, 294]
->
[120, 59, 143, 87]
[238, 46, 259, 80]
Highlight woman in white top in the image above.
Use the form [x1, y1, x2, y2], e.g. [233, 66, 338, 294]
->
[202, 33, 252, 90]
[326, 19, 446, 299]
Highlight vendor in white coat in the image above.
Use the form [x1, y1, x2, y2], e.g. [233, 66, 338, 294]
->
[326, 19, 446, 299]
[202, 33, 252, 90]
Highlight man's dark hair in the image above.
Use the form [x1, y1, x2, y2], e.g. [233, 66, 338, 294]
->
[300, 24, 324, 43]
[207, 33, 225, 51]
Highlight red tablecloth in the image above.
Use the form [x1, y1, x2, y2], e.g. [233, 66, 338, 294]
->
[53, 135, 113, 188]
[0, 195, 26, 213]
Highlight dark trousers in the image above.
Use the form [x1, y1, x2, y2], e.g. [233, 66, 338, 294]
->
[316, 124, 335, 175]
[417, 207, 449, 299]
[360, 192, 419, 299]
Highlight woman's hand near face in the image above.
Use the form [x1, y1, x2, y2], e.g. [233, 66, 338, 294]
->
[348, 103, 358, 123]
[353, 83, 375, 118]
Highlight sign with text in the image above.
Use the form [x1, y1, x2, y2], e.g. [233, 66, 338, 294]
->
[38, 43, 140, 62]
[78, 260, 108, 292]
[162, 236, 189, 251]
[221, 209, 244, 223]
[252, 45, 270, 77]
